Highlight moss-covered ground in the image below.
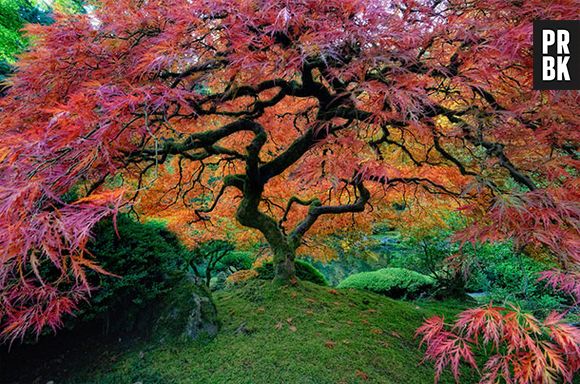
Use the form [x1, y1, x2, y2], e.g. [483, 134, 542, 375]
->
[19, 280, 477, 384]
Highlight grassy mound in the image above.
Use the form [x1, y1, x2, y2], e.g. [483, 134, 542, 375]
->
[38, 281, 475, 384]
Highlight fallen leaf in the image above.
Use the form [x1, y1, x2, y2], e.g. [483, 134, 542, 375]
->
[275, 322, 283, 330]
[371, 328, 383, 335]
[305, 298, 317, 304]
[328, 289, 338, 295]
[290, 292, 298, 299]
[325, 340, 336, 349]
[286, 317, 293, 324]
[288, 325, 297, 332]
[355, 370, 369, 380]
[390, 331, 402, 339]
[256, 307, 265, 313]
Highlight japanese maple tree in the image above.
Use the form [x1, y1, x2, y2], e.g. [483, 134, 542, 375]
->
[0, 0, 578, 349]
[417, 304, 580, 384]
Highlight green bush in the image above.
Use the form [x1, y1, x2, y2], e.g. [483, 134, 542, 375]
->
[214, 251, 253, 273]
[72, 214, 186, 331]
[256, 260, 328, 286]
[465, 244, 567, 317]
[337, 268, 435, 299]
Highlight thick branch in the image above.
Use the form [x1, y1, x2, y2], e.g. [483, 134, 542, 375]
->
[290, 181, 370, 244]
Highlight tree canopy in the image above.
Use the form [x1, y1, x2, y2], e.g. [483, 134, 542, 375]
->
[0, 0, 578, 341]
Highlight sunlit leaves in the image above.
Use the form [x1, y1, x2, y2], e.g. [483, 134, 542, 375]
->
[417, 304, 580, 383]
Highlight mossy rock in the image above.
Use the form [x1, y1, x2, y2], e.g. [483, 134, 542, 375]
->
[152, 276, 219, 342]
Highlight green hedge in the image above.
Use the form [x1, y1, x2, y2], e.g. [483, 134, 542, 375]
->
[337, 268, 435, 299]
[255, 260, 328, 286]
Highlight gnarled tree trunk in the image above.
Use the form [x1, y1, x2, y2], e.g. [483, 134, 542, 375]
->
[231, 174, 299, 284]
[271, 241, 297, 284]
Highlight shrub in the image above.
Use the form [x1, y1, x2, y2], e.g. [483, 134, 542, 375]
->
[384, 217, 567, 313]
[255, 260, 328, 286]
[73, 214, 185, 331]
[210, 251, 254, 290]
[337, 268, 435, 299]
[465, 243, 567, 317]
[215, 251, 254, 273]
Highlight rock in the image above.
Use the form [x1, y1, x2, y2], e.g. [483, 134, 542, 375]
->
[152, 276, 219, 341]
[234, 322, 254, 335]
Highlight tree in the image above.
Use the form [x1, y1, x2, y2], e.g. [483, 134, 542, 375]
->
[0, 0, 577, 341]
[0, 0, 84, 77]
[186, 240, 235, 287]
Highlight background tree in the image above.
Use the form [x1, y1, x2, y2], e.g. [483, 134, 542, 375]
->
[0, 0, 84, 87]
[0, 0, 577, 341]
[185, 240, 235, 287]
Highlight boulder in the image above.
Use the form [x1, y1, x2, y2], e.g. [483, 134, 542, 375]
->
[152, 276, 219, 341]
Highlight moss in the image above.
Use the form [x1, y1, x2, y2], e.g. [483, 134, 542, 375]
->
[57, 281, 477, 384]
[151, 277, 218, 342]
[337, 268, 436, 299]
[256, 260, 329, 286]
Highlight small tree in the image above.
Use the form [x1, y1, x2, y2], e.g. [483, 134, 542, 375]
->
[186, 240, 235, 287]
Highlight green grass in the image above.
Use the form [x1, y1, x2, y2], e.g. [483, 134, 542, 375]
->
[58, 280, 477, 384]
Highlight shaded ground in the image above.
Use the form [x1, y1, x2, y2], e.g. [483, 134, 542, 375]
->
[2, 281, 477, 384]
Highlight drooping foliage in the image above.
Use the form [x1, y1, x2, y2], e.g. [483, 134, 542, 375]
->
[0, 0, 83, 77]
[417, 304, 580, 384]
[0, 0, 578, 342]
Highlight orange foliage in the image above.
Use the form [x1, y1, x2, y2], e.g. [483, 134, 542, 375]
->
[226, 269, 259, 284]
